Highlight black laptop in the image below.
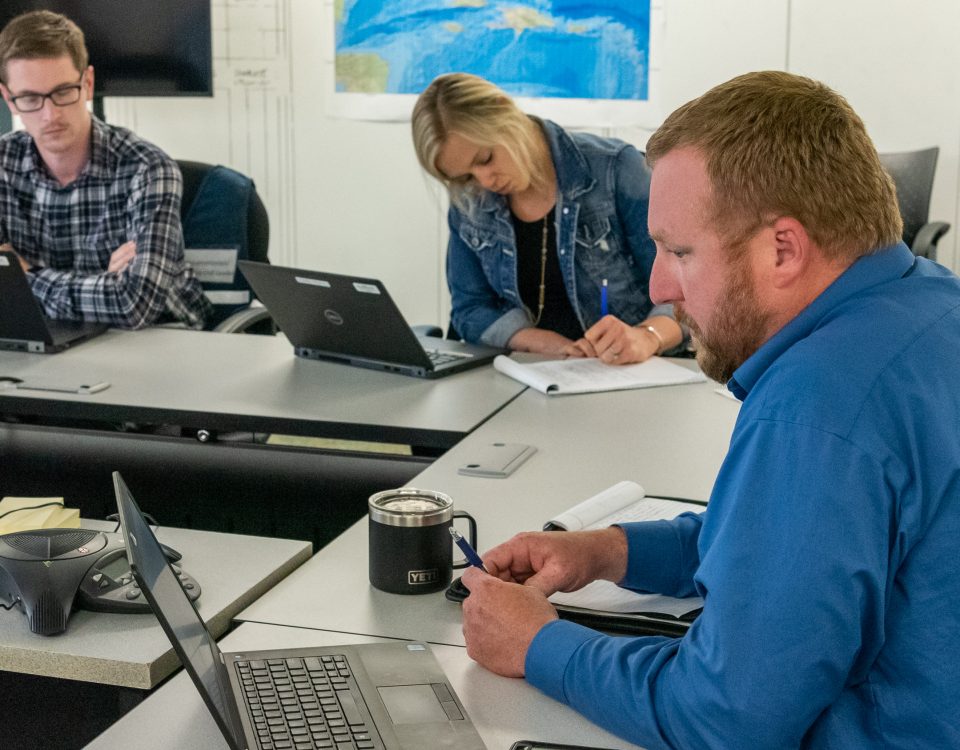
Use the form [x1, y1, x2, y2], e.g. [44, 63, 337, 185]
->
[0, 253, 107, 353]
[113, 472, 486, 750]
[238, 261, 503, 379]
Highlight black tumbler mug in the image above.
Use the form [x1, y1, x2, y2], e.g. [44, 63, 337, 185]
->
[368, 488, 478, 595]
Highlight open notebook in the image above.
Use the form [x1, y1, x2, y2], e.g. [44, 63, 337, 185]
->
[493, 355, 706, 395]
[448, 481, 706, 636]
[543, 481, 706, 621]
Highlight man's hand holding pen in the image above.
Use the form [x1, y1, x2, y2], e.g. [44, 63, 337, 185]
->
[460, 527, 628, 678]
[460, 569, 557, 678]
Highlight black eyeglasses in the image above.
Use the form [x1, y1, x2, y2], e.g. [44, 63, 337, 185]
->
[9, 76, 84, 113]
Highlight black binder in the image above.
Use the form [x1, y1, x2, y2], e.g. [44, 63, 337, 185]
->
[445, 576, 699, 638]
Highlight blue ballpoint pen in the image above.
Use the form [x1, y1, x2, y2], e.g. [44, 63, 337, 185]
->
[449, 527, 487, 573]
[600, 278, 609, 316]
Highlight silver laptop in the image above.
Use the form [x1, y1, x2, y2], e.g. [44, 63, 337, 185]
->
[0, 253, 106, 353]
[113, 472, 485, 750]
[238, 261, 503, 379]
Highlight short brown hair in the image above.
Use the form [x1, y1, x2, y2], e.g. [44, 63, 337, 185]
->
[0, 10, 88, 84]
[646, 71, 902, 261]
[412, 73, 549, 210]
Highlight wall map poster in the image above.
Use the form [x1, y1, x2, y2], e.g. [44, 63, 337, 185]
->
[326, 0, 660, 126]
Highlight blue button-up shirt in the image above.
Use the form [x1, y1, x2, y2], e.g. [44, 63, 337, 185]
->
[526, 243, 960, 748]
[446, 119, 672, 347]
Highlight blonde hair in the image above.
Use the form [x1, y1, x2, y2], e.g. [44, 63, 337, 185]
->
[411, 73, 549, 210]
[0, 11, 88, 84]
[646, 71, 902, 261]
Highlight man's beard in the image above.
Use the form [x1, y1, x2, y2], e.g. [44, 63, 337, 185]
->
[676, 257, 772, 384]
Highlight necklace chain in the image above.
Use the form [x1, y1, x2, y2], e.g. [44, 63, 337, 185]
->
[532, 214, 549, 326]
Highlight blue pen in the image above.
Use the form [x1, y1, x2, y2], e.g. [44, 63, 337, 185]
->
[600, 278, 609, 316]
[449, 527, 487, 573]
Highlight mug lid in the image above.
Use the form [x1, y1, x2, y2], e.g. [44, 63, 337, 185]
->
[368, 488, 453, 526]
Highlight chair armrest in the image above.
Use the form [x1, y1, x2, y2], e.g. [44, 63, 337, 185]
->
[214, 306, 274, 334]
[911, 221, 951, 262]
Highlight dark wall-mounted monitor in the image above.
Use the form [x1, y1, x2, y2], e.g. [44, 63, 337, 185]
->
[0, 0, 212, 97]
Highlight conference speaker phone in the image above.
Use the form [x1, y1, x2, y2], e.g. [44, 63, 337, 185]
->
[0, 527, 200, 635]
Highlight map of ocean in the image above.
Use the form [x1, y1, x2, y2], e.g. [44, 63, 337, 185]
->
[335, 0, 650, 100]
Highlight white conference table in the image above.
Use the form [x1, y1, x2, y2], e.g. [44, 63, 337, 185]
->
[88, 622, 646, 750]
[89, 364, 739, 750]
[0, 328, 525, 450]
[237, 374, 740, 646]
[0, 521, 310, 689]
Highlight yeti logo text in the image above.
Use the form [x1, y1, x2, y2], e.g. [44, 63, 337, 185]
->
[408, 569, 440, 585]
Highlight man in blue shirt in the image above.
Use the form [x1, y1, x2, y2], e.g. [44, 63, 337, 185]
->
[461, 71, 960, 748]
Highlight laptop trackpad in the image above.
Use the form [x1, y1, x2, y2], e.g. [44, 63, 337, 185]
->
[377, 684, 453, 723]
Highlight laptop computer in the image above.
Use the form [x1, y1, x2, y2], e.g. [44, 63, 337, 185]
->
[238, 261, 503, 379]
[0, 253, 107, 353]
[113, 471, 486, 750]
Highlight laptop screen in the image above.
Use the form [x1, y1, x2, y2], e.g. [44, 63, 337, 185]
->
[0, 254, 54, 344]
[113, 472, 245, 749]
[236, 261, 436, 368]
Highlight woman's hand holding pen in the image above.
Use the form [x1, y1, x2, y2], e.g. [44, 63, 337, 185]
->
[577, 315, 660, 364]
[572, 314, 683, 364]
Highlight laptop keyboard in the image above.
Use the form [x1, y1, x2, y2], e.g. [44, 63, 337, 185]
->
[237, 655, 382, 750]
[425, 349, 472, 366]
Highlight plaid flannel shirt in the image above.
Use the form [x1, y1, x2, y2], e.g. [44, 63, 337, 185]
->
[0, 117, 211, 328]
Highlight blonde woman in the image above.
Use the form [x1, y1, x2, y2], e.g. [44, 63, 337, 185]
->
[412, 73, 683, 363]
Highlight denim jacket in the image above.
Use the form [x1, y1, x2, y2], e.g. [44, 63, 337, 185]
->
[446, 118, 673, 348]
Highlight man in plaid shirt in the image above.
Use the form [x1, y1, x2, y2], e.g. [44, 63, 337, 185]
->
[0, 11, 211, 329]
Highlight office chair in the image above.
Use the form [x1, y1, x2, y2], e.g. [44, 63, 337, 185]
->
[177, 160, 274, 333]
[879, 147, 951, 261]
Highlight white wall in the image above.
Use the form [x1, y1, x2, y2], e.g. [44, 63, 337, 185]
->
[789, 0, 960, 273]
[106, 0, 960, 328]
